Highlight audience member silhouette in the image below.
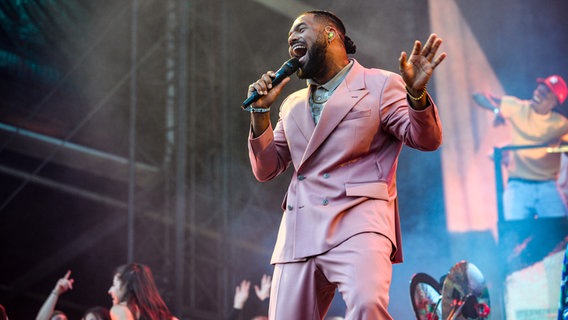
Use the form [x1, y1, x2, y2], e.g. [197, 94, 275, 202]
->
[35, 271, 73, 320]
[35, 270, 110, 320]
[107, 263, 178, 320]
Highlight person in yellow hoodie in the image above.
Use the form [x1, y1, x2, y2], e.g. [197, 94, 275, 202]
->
[473, 75, 568, 220]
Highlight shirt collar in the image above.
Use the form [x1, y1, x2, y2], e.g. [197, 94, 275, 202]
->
[307, 59, 354, 91]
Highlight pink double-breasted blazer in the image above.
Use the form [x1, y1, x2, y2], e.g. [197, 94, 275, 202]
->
[248, 59, 442, 264]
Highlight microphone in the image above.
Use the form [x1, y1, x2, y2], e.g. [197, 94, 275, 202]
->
[242, 57, 301, 108]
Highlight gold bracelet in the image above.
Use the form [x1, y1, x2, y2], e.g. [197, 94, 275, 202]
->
[405, 86, 427, 101]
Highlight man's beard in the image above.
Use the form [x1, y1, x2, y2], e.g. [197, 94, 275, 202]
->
[297, 36, 327, 80]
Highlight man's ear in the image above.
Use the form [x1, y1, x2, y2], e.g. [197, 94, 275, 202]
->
[324, 26, 336, 41]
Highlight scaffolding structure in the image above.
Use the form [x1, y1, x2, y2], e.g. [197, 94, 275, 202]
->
[0, 0, 271, 318]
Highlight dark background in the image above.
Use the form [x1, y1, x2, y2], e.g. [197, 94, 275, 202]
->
[0, 0, 567, 319]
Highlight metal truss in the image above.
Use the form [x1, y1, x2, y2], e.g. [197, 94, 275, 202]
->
[0, 0, 296, 318]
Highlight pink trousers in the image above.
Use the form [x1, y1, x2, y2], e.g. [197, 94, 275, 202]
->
[268, 232, 394, 320]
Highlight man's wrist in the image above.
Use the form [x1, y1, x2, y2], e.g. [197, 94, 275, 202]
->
[243, 105, 270, 113]
[405, 86, 427, 101]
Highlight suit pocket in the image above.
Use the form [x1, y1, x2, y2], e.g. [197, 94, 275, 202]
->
[345, 181, 395, 200]
[343, 109, 371, 121]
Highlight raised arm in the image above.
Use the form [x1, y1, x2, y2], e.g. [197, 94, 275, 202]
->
[399, 33, 447, 110]
[246, 73, 291, 138]
[472, 92, 505, 126]
[35, 271, 74, 320]
[472, 91, 502, 111]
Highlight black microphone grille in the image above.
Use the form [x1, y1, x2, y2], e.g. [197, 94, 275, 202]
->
[280, 57, 301, 75]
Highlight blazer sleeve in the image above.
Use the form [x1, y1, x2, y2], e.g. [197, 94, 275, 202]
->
[379, 73, 443, 151]
[248, 118, 292, 182]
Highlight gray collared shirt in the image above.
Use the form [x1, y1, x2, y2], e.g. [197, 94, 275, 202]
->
[307, 60, 354, 124]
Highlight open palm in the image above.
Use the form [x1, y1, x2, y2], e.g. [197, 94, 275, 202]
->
[399, 33, 446, 91]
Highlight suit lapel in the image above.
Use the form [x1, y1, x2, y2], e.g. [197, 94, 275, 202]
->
[299, 60, 369, 168]
[289, 86, 316, 144]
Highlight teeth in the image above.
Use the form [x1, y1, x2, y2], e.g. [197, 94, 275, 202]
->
[291, 44, 307, 57]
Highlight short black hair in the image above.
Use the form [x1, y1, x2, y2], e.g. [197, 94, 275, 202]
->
[304, 10, 357, 54]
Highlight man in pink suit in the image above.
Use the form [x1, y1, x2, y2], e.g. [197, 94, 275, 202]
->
[245, 10, 446, 320]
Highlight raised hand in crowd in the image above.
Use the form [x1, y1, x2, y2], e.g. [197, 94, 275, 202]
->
[35, 270, 74, 320]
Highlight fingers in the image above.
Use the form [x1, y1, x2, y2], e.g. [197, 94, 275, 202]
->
[55, 273, 74, 294]
[234, 280, 251, 309]
[411, 40, 422, 57]
[240, 279, 250, 289]
[58, 278, 73, 288]
[63, 270, 74, 289]
[420, 33, 436, 58]
[431, 51, 447, 69]
[246, 69, 292, 110]
[266, 77, 291, 98]
[422, 33, 445, 65]
[398, 51, 408, 71]
[254, 274, 272, 301]
[250, 71, 276, 95]
[262, 274, 271, 284]
[69, 278, 75, 289]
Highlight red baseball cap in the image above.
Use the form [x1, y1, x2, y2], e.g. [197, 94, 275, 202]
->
[537, 75, 567, 104]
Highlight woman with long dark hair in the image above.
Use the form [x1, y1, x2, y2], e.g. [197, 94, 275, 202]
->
[107, 263, 177, 320]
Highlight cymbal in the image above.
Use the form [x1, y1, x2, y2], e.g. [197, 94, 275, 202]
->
[410, 272, 443, 320]
[441, 261, 491, 320]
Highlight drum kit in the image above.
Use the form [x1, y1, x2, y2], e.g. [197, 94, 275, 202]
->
[410, 261, 491, 320]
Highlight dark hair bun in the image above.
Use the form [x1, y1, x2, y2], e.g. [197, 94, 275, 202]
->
[344, 36, 357, 54]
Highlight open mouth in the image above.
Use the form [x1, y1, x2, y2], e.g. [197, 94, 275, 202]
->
[291, 43, 307, 62]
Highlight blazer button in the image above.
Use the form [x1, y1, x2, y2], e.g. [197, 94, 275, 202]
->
[322, 199, 329, 206]
[298, 175, 306, 181]
[287, 205, 294, 210]
[323, 173, 330, 179]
